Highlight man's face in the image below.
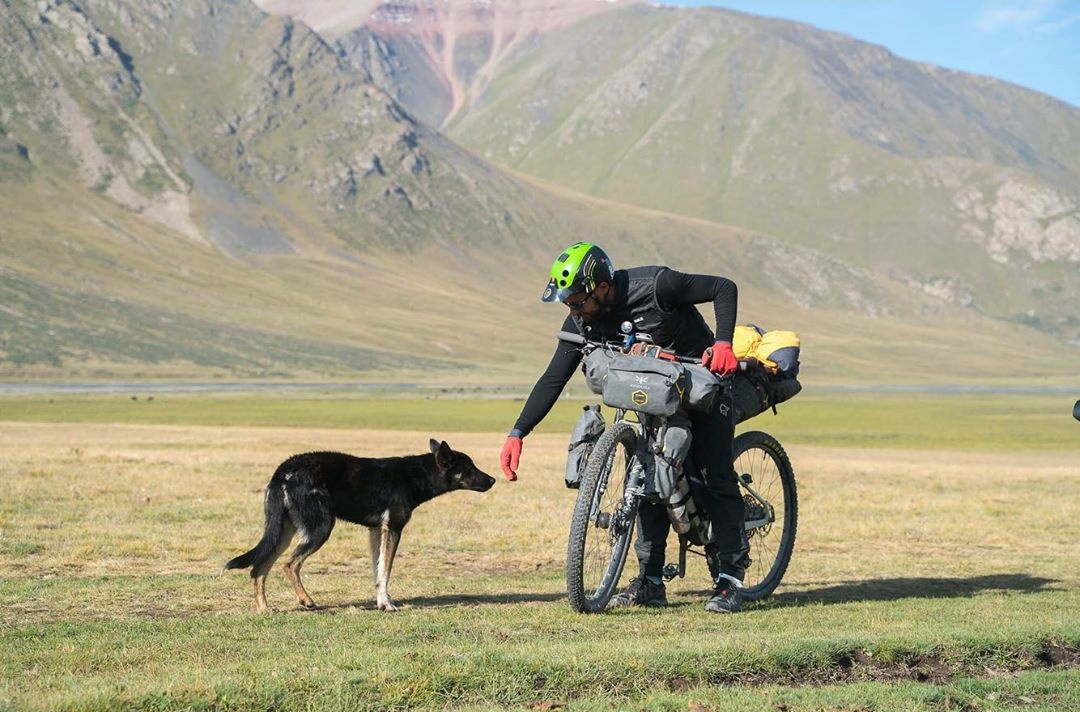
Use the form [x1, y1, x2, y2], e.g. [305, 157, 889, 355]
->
[564, 282, 610, 324]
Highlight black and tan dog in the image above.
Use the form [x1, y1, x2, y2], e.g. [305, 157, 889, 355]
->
[224, 439, 495, 612]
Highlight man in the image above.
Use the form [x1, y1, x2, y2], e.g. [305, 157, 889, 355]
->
[499, 242, 749, 613]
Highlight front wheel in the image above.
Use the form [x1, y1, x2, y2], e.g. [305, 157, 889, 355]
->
[566, 421, 640, 613]
[734, 430, 797, 601]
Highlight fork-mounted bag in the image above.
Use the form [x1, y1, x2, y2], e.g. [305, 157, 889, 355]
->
[564, 404, 605, 489]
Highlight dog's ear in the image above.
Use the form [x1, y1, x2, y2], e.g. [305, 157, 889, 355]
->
[429, 438, 440, 454]
[433, 440, 453, 471]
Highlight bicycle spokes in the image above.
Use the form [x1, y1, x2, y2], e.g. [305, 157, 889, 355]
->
[733, 431, 797, 601]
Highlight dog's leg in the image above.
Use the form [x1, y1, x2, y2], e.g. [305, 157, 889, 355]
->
[368, 527, 381, 589]
[252, 520, 296, 613]
[376, 521, 402, 612]
[282, 516, 334, 610]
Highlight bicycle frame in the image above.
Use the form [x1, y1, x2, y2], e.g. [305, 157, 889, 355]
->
[609, 407, 720, 583]
[608, 402, 785, 584]
[562, 327, 797, 609]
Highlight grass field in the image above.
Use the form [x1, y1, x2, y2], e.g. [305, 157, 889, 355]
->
[2, 390, 1078, 449]
[1, 394, 1078, 710]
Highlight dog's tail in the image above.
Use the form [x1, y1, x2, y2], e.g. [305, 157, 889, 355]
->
[222, 484, 286, 573]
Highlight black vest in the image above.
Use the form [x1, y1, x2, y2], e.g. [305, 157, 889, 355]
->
[573, 266, 715, 357]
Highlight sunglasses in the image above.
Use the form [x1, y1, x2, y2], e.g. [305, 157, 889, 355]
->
[564, 293, 596, 312]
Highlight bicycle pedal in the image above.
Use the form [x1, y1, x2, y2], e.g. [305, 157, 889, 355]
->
[661, 564, 681, 581]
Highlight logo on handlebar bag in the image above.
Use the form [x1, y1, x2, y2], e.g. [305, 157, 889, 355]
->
[631, 390, 649, 406]
[635, 375, 650, 385]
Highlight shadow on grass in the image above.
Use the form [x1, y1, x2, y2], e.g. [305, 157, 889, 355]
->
[320, 591, 568, 611]
[745, 573, 1061, 608]
[405, 591, 568, 608]
[313, 574, 1059, 613]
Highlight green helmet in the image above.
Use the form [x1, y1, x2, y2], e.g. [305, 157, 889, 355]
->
[540, 242, 614, 303]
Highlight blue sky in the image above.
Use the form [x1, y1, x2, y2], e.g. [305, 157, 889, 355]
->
[666, 1, 1080, 107]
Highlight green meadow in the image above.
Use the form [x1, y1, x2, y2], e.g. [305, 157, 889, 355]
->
[1, 390, 1077, 449]
[1, 391, 1078, 710]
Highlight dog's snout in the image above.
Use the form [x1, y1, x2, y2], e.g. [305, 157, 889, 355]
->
[471, 469, 496, 491]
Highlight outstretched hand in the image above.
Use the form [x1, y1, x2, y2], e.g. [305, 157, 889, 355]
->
[499, 436, 522, 481]
[702, 340, 738, 376]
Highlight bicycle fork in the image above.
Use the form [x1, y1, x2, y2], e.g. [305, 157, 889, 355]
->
[592, 451, 648, 536]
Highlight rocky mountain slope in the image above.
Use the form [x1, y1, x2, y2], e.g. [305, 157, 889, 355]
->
[1, 0, 548, 377]
[258, 0, 637, 128]
[2, 0, 1077, 382]
[289, 1, 1080, 345]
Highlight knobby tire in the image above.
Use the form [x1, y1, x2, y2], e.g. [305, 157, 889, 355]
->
[734, 430, 798, 601]
[566, 421, 639, 613]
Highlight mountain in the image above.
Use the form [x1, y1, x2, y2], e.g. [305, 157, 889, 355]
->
[0, 0, 548, 379]
[328, 0, 640, 129]
[1, 0, 1078, 384]
[312, 1, 1080, 345]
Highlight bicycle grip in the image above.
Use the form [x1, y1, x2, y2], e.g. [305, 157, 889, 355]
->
[557, 330, 587, 346]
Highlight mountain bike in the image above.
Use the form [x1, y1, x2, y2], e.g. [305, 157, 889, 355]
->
[560, 328, 798, 613]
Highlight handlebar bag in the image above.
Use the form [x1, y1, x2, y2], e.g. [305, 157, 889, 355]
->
[602, 354, 684, 417]
[582, 348, 613, 395]
[681, 362, 721, 412]
[565, 404, 605, 489]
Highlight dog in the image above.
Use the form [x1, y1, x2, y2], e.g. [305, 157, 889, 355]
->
[224, 439, 495, 612]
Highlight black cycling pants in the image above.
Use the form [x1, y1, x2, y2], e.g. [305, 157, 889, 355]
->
[634, 391, 747, 579]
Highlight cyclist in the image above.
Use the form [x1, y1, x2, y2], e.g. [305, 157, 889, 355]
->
[499, 242, 749, 613]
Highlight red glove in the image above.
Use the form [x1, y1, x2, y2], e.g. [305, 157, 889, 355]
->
[701, 340, 737, 376]
[499, 436, 522, 481]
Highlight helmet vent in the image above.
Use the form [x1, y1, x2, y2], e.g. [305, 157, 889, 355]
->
[542, 242, 612, 303]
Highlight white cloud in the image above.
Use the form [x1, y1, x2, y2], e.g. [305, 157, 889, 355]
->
[975, 0, 1062, 33]
[1036, 9, 1080, 33]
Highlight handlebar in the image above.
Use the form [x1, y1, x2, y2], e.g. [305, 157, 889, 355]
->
[557, 330, 757, 372]
[557, 330, 588, 346]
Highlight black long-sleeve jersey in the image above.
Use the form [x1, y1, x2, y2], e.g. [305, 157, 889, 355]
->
[510, 268, 737, 437]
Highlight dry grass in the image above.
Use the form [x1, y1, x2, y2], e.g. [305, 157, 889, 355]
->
[1, 421, 1076, 622]
[0, 424, 571, 618]
[2, 421, 1078, 711]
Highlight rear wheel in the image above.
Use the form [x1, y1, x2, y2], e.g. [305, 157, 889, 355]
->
[566, 421, 640, 613]
[733, 430, 797, 601]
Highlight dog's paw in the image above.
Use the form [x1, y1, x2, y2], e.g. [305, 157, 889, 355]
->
[377, 599, 399, 612]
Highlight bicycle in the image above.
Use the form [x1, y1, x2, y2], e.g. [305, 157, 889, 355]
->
[560, 327, 798, 613]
